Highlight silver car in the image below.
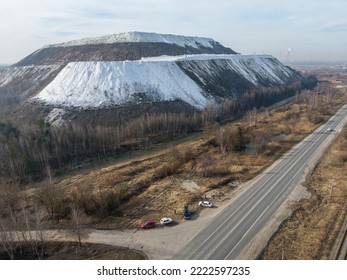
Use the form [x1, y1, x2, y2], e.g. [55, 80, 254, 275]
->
[199, 201, 213, 208]
[160, 217, 173, 225]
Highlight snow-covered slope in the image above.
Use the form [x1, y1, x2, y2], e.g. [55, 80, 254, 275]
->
[32, 55, 299, 109]
[45, 31, 220, 49]
[32, 60, 207, 108]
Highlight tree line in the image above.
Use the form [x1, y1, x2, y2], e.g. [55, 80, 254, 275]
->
[0, 80, 308, 182]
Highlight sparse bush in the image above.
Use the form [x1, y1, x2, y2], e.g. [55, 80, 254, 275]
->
[35, 183, 70, 221]
[307, 111, 325, 124]
[156, 162, 177, 179]
[182, 148, 196, 163]
[208, 166, 231, 177]
[104, 191, 120, 215]
[337, 153, 347, 163]
[331, 157, 344, 168]
[231, 126, 246, 152]
[96, 190, 121, 217]
[0, 185, 21, 216]
[343, 128, 347, 140]
[117, 186, 131, 203]
[71, 184, 99, 215]
[200, 153, 214, 177]
[215, 125, 232, 156]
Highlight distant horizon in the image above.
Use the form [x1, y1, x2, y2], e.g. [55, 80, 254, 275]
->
[1, 0, 346, 64]
[1, 55, 347, 67]
[1, 30, 347, 66]
[1, 60, 347, 66]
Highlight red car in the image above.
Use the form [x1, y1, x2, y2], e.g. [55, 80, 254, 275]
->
[140, 220, 156, 229]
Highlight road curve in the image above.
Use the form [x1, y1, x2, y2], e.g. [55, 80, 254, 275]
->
[175, 104, 347, 260]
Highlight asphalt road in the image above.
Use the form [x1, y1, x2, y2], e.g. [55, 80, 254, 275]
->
[175, 104, 347, 260]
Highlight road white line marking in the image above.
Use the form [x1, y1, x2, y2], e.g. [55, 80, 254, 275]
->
[187, 105, 347, 259]
[189, 131, 322, 259]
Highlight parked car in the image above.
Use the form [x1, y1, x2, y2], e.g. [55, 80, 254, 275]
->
[199, 200, 213, 208]
[140, 220, 156, 229]
[160, 217, 173, 225]
[183, 205, 192, 220]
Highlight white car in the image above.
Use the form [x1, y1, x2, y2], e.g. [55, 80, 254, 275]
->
[160, 217, 173, 225]
[199, 201, 213, 208]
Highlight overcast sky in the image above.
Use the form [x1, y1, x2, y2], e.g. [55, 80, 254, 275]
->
[1, 0, 346, 64]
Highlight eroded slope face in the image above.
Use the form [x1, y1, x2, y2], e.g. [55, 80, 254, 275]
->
[0, 65, 61, 88]
[0, 65, 62, 112]
[177, 55, 297, 99]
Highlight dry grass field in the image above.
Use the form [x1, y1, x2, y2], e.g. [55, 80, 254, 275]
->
[259, 77, 347, 259]
[260, 124, 347, 259]
[0, 241, 147, 260]
[15, 83, 345, 232]
[1, 73, 346, 260]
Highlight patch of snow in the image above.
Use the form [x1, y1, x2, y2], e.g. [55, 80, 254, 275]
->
[44, 31, 218, 49]
[45, 108, 66, 127]
[181, 180, 200, 193]
[140, 54, 269, 62]
[334, 85, 347, 89]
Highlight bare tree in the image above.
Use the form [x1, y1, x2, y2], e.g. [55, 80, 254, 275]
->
[285, 112, 299, 133]
[251, 134, 266, 156]
[320, 82, 334, 105]
[32, 206, 47, 258]
[167, 147, 183, 174]
[265, 108, 270, 119]
[247, 107, 257, 127]
[231, 126, 246, 152]
[306, 91, 319, 110]
[0, 219, 15, 260]
[71, 183, 96, 215]
[44, 164, 54, 183]
[35, 182, 68, 221]
[215, 126, 231, 157]
[0, 184, 20, 215]
[200, 153, 213, 177]
[20, 207, 43, 259]
[71, 205, 86, 248]
[326, 89, 333, 105]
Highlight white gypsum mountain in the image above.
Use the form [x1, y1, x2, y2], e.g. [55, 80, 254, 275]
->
[43, 31, 220, 49]
[32, 54, 297, 109]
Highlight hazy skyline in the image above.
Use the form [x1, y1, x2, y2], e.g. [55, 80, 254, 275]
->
[1, 0, 346, 64]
